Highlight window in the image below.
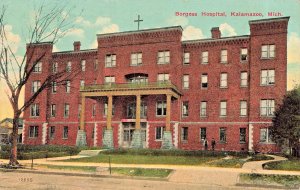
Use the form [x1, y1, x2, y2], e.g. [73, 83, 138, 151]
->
[30, 104, 39, 117]
[104, 102, 115, 116]
[65, 80, 71, 93]
[181, 127, 188, 141]
[157, 73, 169, 82]
[221, 49, 228, 63]
[105, 54, 116, 67]
[182, 75, 189, 89]
[80, 80, 85, 88]
[49, 126, 55, 139]
[220, 101, 227, 117]
[240, 48, 248, 61]
[92, 104, 96, 117]
[104, 76, 115, 84]
[64, 103, 70, 118]
[157, 51, 170, 64]
[156, 101, 166, 116]
[81, 60, 86, 71]
[29, 126, 38, 138]
[63, 126, 68, 139]
[240, 72, 248, 87]
[51, 81, 57, 93]
[219, 127, 226, 143]
[131, 52, 142, 66]
[50, 104, 56, 117]
[240, 128, 246, 143]
[183, 52, 190, 64]
[182, 101, 189, 117]
[66, 61, 71, 72]
[220, 73, 228, 88]
[94, 59, 98, 70]
[260, 99, 275, 117]
[201, 74, 208, 88]
[155, 126, 165, 140]
[200, 101, 207, 117]
[261, 45, 275, 59]
[33, 62, 42, 73]
[32, 81, 41, 93]
[261, 69, 275, 86]
[240, 101, 247, 116]
[260, 128, 273, 143]
[52, 62, 58, 73]
[200, 127, 206, 141]
[201, 51, 208, 64]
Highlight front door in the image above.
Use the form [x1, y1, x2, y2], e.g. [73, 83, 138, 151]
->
[122, 122, 147, 148]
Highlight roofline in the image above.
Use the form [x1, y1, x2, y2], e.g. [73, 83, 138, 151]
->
[53, 49, 97, 55]
[249, 16, 290, 24]
[26, 41, 53, 46]
[97, 26, 183, 38]
[182, 35, 250, 44]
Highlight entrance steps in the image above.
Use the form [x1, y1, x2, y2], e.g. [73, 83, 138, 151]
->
[76, 130, 87, 146]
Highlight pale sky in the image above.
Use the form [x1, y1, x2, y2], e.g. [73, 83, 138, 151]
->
[0, 0, 300, 120]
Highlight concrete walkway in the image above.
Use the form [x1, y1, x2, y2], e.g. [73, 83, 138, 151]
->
[242, 155, 287, 170]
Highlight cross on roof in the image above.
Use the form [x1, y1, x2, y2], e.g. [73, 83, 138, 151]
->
[134, 15, 143, 30]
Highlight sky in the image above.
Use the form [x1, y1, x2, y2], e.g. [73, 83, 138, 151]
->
[0, 0, 300, 120]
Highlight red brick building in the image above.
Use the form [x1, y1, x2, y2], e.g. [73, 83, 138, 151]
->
[23, 17, 289, 153]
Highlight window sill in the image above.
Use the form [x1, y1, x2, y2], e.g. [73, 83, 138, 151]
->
[260, 115, 275, 118]
[260, 57, 275, 60]
[219, 116, 227, 118]
[239, 142, 246, 144]
[200, 116, 208, 118]
[30, 116, 40, 118]
[220, 87, 228, 89]
[220, 62, 228, 64]
[259, 142, 276, 145]
[260, 84, 275, 87]
[62, 138, 68, 140]
[240, 60, 248, 63]
[240, 86, 248, 88]
[156, 115, 166, 118]
[240, 115, 248, 118]
[155, 139, 163, 142]
[201, 87, 208, 90]
[130, 64, 143, 67]
[201, 62, 209, 65]
[157, 63, 170, 65]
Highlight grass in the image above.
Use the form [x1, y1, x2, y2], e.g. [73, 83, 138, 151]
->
[207, 157, 246, 168]
[239, 173, 300, 188]
[64, 154, 222, 165]
[247, 154, 274, 162]
[38, 165, 172, 177]
[263, 159, 300, 171]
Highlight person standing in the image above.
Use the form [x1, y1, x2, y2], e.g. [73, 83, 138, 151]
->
[204, 139, 208, 150]
[211, 138, 216, 151]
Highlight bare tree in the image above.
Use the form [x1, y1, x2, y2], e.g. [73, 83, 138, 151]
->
[0, 4, 80, 166]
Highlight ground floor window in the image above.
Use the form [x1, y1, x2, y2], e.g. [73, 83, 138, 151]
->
[219, 127, 226, 143]
[63, 126, 68, 139]
[200, 127, 206, 141]
[260, 128, 273, 143]
[49, 126, 55, 139]
[181, 127, 188, 141]
[155, 126, 165, 140]
[239, 128, 246, 143]
[29, 126, 38, 138]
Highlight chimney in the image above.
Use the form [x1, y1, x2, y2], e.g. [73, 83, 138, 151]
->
[73, 41, 81, 51]
[211, 27, 221, 39]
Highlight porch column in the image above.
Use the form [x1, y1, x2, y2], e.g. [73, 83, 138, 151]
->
[166, 94, 172, 131]
[135, 94, 141, 129]
[79, 96, 85, 130]
[107, 95, 113, 129]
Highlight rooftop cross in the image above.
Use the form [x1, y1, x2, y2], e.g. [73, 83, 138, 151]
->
[134, 15, 143, 30]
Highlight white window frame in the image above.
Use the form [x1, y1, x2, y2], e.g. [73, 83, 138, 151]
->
[80, 80, 85, 88]
[50, 104, 56, 117]
[200, 101, 207, 117]
[51, 81, 57, 93]
[201, 74, 208, 89]
[220, 101, 227, 117]
[104, 102, 115, 116]
[157, 73, 170, 82]
[183, 52, 190, 64]
[221, 49, 228, 63]
[29, 126, 39, 138]
[260, 99, 275, 117]
[240, 48, 248, 62]
[32, 81, 41, 93]
[219, 127, 226, 143]
[157, 51, 170, 64]
[201, 51, 208, 64]
[181, 127, 188, 141]
[182, 101, 189, 117]
[182, 75, 189, 89]
[64, 103, 70, 118]
[81, 60, 86, 71]
[260, 128, 273, 143]
[240, 128, 246, 143]
[63, 126, 68, 139]
[66, 80, 71, 93]
[105, 54, 116, 67]
[49, 126, 55, 139]
[261, 44, 275, 59]
[33, 62, 42, 73]
[200, 127, 207, 141]
[240, 100, 247, 117]
[220, 73, 228, 88]
[155, 126, 165, 140]
[104, 76, 115, 84]
[30, 103, 40, 117]
[240, 72, 248, 87]
[131, 52, 142, 66]
[156, 101, 166, 116]
[261, 69, 275, 86]
[52, 62, 58, 73]
[66, 61, 71, 72]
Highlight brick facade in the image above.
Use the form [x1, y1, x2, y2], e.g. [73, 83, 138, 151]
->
[23, 17, 289, 153]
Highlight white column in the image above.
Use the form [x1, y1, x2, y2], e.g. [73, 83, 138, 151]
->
[42, 123, 48, 145]
[248, 123, 254, 152]
[93, 123, 98, 147]
[174, 122, 179, 148]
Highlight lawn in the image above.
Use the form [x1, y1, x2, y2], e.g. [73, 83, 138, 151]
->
[207, 157, 246, 168]
[263, 159, 300, 171]
[239, 173, 300, 188]
[65, 154, 221, 165]
[247, 154, 274, 162]
[38, 165, 172, 177]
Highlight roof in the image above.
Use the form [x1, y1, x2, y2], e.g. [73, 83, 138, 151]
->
[97, 26, 183, 38]
[0, 118, 23, 126]
[182, 35, 250, 44]
[249, 16, 290, 24]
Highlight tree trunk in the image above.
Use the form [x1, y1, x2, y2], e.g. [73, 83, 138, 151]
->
[9, 114, 20, 166]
